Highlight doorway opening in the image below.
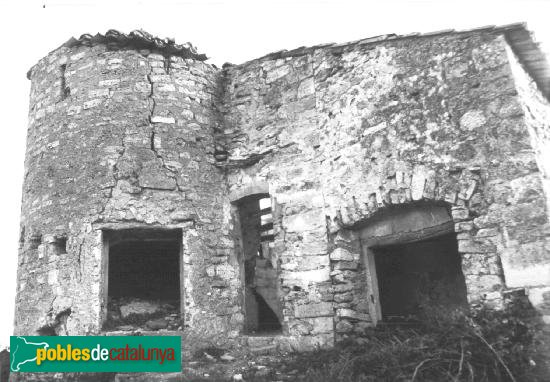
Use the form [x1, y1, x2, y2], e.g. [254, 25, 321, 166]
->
[102, 228, 182, 331]
[236, 194, 282, 334]
[358, 203, 469, 325]
[373, 232, 468, 323]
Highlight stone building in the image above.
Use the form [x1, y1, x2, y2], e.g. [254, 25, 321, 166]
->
[15, 23, 550, 356]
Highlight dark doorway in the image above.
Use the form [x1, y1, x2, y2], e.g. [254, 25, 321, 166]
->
[255, 291, 282, 332]
[373, 233, 468, 322]
[236, 195, 282, 334]
[103, 229, 182, 331]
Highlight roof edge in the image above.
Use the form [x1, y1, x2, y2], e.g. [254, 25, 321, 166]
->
[504, 26, 550, 101]
[228, 22, 529, 68]
[26, 23, 549, 102]
[27, 29, 208, 79]
[224, 22, 549, 102]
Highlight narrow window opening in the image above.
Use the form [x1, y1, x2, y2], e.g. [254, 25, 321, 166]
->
[103, 229, 182, 331]
[53, 236, 67, 255]
[259, 197, 275, 246]
[373, 232, 468, 324]
[19, 225, 25, 246]
[59, 64, 70, 100]
[237, 195, 282, 334]
[163, 54, 171, 74]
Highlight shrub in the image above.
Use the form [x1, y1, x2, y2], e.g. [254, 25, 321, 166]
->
[281, 298, 543, 382]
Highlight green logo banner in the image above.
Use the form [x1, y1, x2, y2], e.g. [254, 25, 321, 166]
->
[10, 336, 181, 373]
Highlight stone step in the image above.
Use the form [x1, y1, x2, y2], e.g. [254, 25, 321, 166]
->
[249, 344, 278, 355]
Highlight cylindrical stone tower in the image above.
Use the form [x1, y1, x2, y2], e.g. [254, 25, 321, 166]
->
[16, 30, 242, 344]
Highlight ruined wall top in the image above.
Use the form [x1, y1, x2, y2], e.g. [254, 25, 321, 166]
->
[26, 29, 208, 79]
[225, 22, 549, 102]
[26, 23, 549, 101]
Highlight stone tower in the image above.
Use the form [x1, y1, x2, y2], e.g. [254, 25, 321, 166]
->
[16, 24, 550, 362]
[17, 30, 237, 344]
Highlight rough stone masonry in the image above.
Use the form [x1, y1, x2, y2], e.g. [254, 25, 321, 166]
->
[14, 23, 550, 360]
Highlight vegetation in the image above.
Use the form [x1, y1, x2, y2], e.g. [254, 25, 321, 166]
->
[278, 298, 546, 382]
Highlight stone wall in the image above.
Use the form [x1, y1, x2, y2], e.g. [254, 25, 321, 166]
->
[505, 44, 550, 321]
[220, 30, 550, 342]
[17, 41, 243, 348]
[16, 26, 550, 355]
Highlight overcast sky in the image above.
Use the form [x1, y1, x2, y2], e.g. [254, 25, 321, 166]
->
[0, 0, 549, 348]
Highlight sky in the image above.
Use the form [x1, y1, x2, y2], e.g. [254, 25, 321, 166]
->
[0, 0, 549, 349]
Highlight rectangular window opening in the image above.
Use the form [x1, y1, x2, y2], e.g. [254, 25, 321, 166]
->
[59, 64, 70, 100]
[53, 236, 67, 255]
[102, 228, 182, 332]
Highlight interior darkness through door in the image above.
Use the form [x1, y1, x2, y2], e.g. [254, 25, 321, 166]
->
[373, 233, 468, 323]
[103, 229, 181, 331]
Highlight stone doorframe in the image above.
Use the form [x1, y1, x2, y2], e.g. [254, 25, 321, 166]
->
[92, 222, 194, 330]
[227, 182, 286, 334]
[357, 203, 464, 324]
[325, 168, 507, 337]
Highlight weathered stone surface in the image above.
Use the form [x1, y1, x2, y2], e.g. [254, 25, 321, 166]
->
[335, 319, 353, 333]
[14, 25, 550, 367]
[334, 292, 353, 303]
[333, 283, 354, 293]
[459, 110, 487, 130]
[336, 309, 370, 322]
[151, 115, 176, 124]
[329, 248, 355, 261]
[458, 239, 496, 254]
[289, 320, 312, 336]
[308, 316, 334, 334]
[282, 268, 331, 284]
[332, 261, 358, 271]
[294, 302, 333, 318]
[281, 255, 329, 271]
[284, 209, 326, 232]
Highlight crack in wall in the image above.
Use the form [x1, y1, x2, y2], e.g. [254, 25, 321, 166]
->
[94, 122, 128, 222]
[76, 239, 83, 282]
[91, 56, 206, 229]
[149, 130, 180, 188]
[146, 64, 157, 120]
[146, 60, 182, 192]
